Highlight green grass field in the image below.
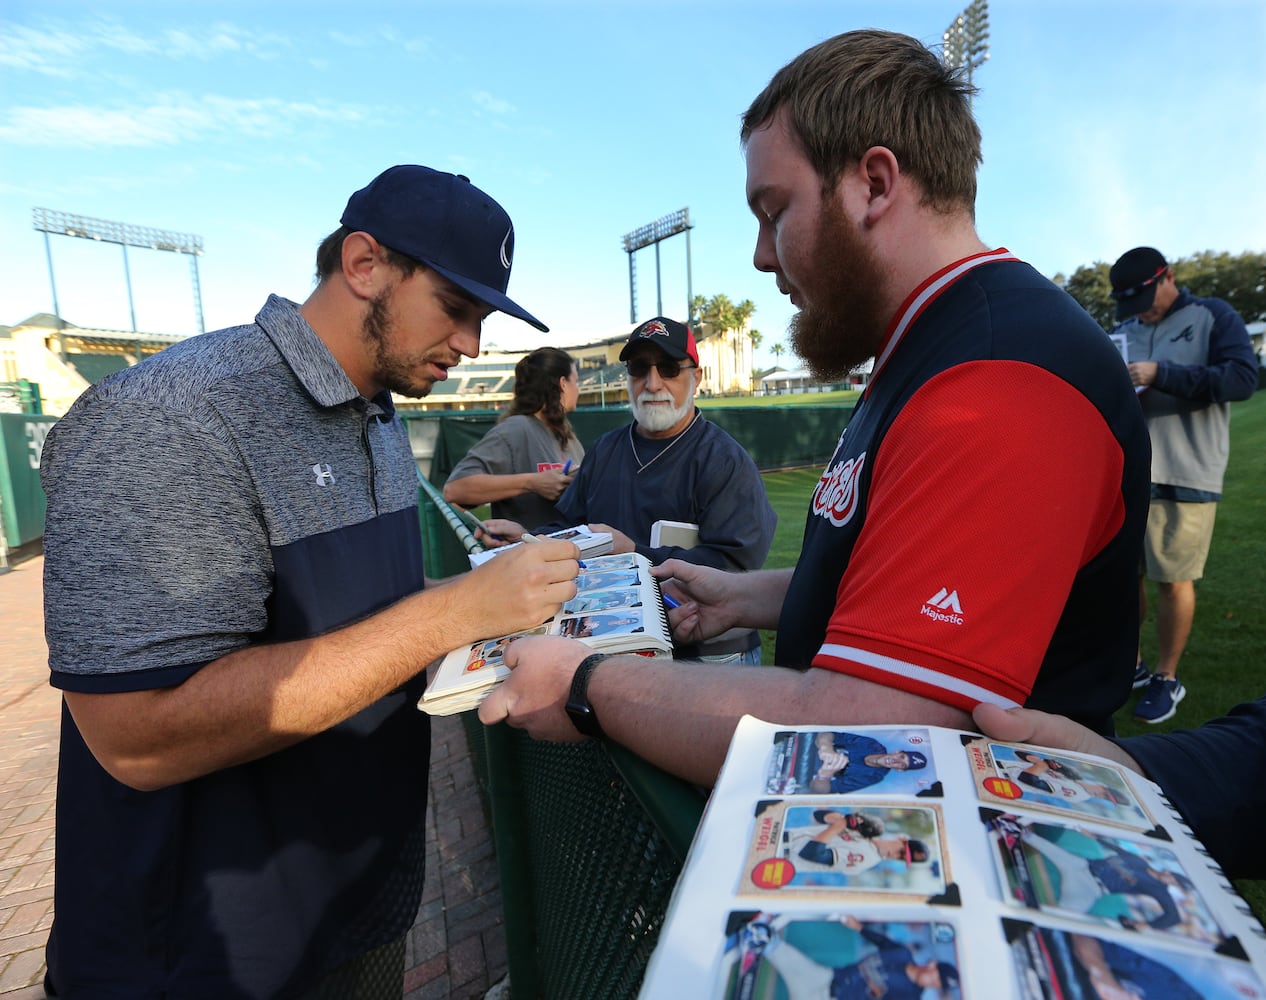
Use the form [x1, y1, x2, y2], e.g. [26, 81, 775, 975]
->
[697, 388, 863, 409]
[757, 389, 1266, 910]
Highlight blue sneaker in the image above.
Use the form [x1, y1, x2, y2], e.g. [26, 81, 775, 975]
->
[1134, 675, 1185, 724]
[1131, 660, 1152, 690]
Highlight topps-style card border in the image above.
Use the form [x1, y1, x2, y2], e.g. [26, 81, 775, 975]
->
[764, 726, 944, 799]
[980, 807, 1245, 959]
[1004, 916, 1266, 1000]
[739, 798, 959, 906]
[961, 734, 1164, 835]
[715, 912, 964, 1000]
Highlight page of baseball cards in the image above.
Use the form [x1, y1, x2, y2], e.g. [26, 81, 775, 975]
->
[639, 717, 1266, 1000]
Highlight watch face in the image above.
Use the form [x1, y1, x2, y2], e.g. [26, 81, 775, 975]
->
[566, 702, 599, 737]
[567, 653, 608, 738]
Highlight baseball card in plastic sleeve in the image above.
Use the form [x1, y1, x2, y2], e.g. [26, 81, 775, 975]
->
[740, 800, 954, 903]
[1004, 917, 1266, 1000]
[765, 727, 941, 797]
[716, 912, 963, 1000]
[983, 809, 1237, 954]
[962, 733, 1158, 833]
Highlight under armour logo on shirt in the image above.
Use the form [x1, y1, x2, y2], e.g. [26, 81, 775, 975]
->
[312, 463, 336, 487]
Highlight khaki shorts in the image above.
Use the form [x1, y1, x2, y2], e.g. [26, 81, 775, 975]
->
[1142, 499, 1217, 583]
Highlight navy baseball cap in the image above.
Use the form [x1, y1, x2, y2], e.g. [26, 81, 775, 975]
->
[1109, 247, 1169, 321]
[341, 165, 547, 332]
[619, 317, 699, 365]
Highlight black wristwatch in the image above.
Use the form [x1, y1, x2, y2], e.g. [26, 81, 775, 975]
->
[566, 653, 610, 739]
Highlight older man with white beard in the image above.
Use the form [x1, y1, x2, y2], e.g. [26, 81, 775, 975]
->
[543, 316, 777, 663]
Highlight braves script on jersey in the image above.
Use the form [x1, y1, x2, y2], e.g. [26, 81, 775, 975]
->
[775, 251, 1150, 736]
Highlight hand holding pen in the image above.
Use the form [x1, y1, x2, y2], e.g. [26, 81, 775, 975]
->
[456, 509, 524, 547]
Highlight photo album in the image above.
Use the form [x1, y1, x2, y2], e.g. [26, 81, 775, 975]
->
[639, 716, 1266, 999]
[419, 550, 672, 717]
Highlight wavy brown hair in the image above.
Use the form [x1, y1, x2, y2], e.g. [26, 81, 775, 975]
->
[503, 347, 576, 448]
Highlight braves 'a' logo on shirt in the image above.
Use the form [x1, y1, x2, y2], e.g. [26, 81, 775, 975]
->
[812, 451, 867, 527]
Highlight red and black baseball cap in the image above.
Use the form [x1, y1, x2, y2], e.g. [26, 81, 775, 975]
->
[1109, 247, 1169, 321]
[618, 316, 699, 365]
[341, 165, 547, 332]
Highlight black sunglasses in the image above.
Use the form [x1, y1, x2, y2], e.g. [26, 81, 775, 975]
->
[625, 357, 695, 380]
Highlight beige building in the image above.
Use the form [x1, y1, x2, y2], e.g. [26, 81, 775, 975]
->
[1, 313, 757, 416]
[1, 313, 182, 416]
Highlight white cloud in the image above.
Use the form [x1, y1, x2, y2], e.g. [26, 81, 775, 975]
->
[327, 26, 430, 54]
[0, 24, 88, 76]
[0, 19, 293, 75]
[0, 93, 368, 149]
[472, 91, 516, 116]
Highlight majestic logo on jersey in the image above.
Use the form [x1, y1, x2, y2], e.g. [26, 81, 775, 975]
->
[812, 451, 867, 526]
[921, 587, 963, 625]
[311, 462, 337, 487]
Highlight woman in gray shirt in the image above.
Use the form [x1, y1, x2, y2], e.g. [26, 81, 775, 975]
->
[444, 347, 585, 529]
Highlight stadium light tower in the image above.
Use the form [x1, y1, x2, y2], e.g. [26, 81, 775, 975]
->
[941, 0, 990, 92]
[621, 208, 693, 325]
[32, 207, 206, 334]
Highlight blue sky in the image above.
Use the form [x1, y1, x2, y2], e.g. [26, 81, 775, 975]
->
[2, 0, 1263, 369]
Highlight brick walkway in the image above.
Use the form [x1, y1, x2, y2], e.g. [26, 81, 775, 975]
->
[0, 555, 508, 999]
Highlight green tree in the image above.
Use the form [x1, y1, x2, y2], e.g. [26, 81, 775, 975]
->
[692, 293, 759, 392]
[1176, 250, 1266, 322]
[771, 342, 785, 364]
[691, 294, 756, 335]
[1058, 250, 1266, 331]
[1056, 262, 1114, 331]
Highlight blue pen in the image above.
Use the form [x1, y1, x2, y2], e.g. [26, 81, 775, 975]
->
[662, 593, 682, 610]
[562, 459, 573, 474]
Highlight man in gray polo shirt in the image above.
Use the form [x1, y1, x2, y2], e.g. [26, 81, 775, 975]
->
[40, 165, 579, 998]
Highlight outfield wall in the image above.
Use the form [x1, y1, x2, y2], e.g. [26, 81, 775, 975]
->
[0, 404, 852, 563]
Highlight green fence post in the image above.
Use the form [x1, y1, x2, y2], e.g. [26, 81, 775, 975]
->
[483, 722, 543, 999]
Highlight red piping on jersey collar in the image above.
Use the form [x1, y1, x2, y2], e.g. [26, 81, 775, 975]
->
[861, 247, 1018, 401]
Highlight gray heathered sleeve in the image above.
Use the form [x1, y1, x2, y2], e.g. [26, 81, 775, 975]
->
[42, 399, 272, 687]
[445, 418, 524, 482]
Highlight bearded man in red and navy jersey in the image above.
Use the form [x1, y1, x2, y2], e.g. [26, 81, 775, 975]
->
[479, 29, 1149, 787]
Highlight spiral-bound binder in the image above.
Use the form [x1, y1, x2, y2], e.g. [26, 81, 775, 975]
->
[419, 551, 673, 716]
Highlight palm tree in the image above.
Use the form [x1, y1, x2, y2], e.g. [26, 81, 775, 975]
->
[771, 342, 785, 365]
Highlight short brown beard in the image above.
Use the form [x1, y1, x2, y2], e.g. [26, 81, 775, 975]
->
[362, 287, 436, 399]
[789, 196, 891, 382]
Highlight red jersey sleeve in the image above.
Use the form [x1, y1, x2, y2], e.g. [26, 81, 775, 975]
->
[812, 360, 1126, 711]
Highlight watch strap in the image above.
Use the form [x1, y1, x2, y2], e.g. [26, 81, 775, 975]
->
[566, 652, 610, 739]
